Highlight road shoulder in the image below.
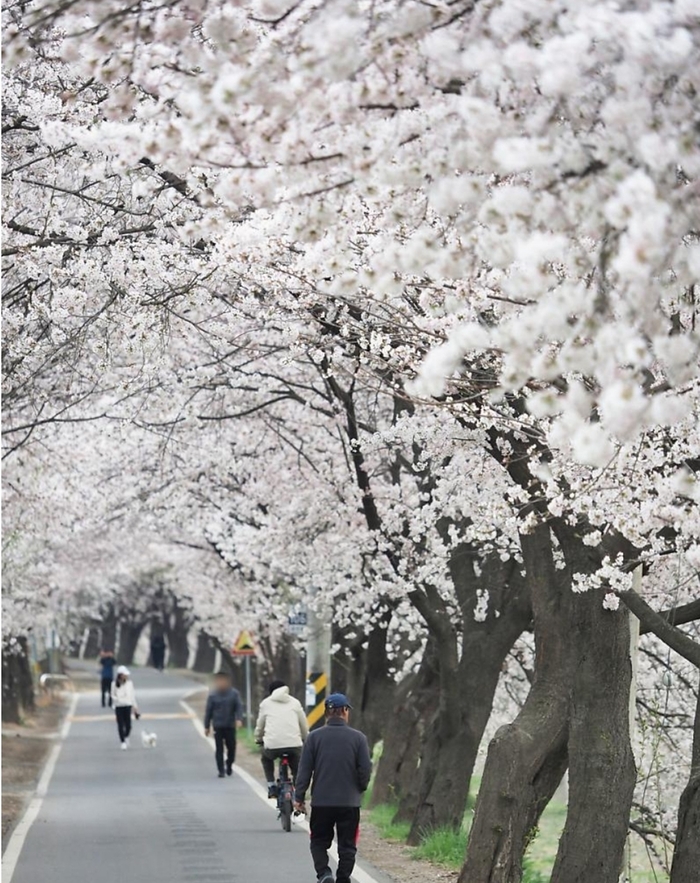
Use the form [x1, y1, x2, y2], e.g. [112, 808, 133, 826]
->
[1, 691, 70, 851]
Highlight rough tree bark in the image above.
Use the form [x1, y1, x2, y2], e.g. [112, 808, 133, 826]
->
[118, 620, 147, 665]
[407, 549, 531, 844]
[670, 682, 700, 883]
[192, 631, 217, 673]
[100, 604, 117, 653]
[83, 626, 101, 659]
[164, 597, 194, 668]
[372, 641, 439, 811]
[460, 521, 637, 883]
[550, 529, 636, 883]
[337, 610, 395, 753]
[459, 524, 578, 883]
[2, 638, 35, 724]
[257, 631, 304, 702]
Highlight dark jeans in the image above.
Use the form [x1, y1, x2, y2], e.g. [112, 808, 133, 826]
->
[115, 705, 132, 743]
[261, 746, 301, 783]
[214, 727, 236, 773]
[310, 806, 360, 883]
[101, 677, 113, 707]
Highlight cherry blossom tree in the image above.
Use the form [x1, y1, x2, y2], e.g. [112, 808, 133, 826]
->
[3, 1, 700, 881]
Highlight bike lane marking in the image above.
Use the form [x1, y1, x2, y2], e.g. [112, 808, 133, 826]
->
[2, 692, 79, 883]
[179, 695, 386, 883]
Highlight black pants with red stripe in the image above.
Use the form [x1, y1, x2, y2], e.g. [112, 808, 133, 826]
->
[309, 806, 360, 883]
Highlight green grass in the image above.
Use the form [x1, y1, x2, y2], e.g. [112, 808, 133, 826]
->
[524, 797, 568, 876]
[237, 729, 261, 754]
[414, 825, 467, 866]
[365, 803, 411, 842]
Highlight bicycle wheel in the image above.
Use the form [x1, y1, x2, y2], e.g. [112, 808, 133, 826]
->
[280, 790, 292, 832]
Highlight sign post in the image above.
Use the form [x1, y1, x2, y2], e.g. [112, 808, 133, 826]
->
[231, 629, 257, 735]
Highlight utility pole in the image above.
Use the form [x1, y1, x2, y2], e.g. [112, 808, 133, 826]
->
[305, 599, 332, 731]
[245, 655, 252, 736]
[623, 565, 642, 882]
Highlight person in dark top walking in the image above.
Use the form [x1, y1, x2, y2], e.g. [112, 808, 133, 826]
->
[204, 671, 243, 778]
[99, 649, 116, 708]
[294, 693, 372, 883]
[150, 633, 166, 671]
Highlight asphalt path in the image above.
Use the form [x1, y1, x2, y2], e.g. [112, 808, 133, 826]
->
[6, 667, 389, 883]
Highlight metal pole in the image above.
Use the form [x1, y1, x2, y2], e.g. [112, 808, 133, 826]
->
[245, 655, 252, 735]
[306, 595, 332, 731]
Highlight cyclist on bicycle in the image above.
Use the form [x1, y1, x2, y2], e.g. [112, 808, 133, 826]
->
[254, 679, 308, 798]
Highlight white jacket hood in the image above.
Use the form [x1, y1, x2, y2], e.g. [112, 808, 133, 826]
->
[254, 687, 309, 749]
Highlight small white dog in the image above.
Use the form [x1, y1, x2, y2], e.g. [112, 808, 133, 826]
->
[141, 730, 157, 748]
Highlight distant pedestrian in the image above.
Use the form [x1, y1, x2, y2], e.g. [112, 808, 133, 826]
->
[111, 665, 140, 750]
[254, 679, 308, 797]
[98, 648, 116, 708]
[150, 633, 166, 671]
[294, 694, 372, 883]
[204, 671, 243, 778]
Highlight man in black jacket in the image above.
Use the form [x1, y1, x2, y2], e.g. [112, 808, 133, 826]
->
[294, 693, 372, 883]
[204, 671, 243, 778]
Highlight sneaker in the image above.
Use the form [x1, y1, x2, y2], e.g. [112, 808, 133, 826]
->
[121, 742, 127, 750]
[226, 767, 233, 777]
[317, 873, 334, 883]
[267, 784, 279, 799]
[218, 771, 225, 778]
[125, 738, 130, 748]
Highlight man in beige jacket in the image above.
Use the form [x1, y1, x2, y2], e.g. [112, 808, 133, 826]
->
[254, 679, 309, 797]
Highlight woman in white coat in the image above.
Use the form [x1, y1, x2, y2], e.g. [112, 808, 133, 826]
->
[111, 666, 140, 749]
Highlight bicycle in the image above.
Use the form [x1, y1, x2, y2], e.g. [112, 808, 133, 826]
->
[275, 753, 297, 833]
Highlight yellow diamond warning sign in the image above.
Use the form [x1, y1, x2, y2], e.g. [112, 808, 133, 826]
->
[232, 629, 256, 656]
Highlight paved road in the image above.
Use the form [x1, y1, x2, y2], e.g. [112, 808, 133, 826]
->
[7, 667, 386, 883]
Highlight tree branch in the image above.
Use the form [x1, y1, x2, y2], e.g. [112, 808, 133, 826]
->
[618, 589, 700, 668]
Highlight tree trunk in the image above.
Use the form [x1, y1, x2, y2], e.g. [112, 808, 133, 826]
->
[460, 521, 637, 883]
[372, 643, 439, 810]
[164, 599, 193, 668]
[390, 720, 428, 822]
[671, 686, 700, 883]
[192, 631, 217, 674]
[459, 525, 576, 883]
[550, 590, 636, 883]
[118, 620, 146, 666]
[84, 626, 101, 659]
[407, 641, 514, 843]
[2, 638, 35, 724]
[407, 550, 532, 844]
[100, 604, 118, 653]
[341, 613, 395, 753]
[257, 632, 304, 702]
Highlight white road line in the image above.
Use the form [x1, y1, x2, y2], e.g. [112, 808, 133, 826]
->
[2, 692, 79, 882]
[178, 698, 383, 883]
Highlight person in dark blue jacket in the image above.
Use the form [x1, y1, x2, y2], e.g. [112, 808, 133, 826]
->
[98, 649, 116, 708]
[294, 693, 372, 883]
[204, 671, 243, 777]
